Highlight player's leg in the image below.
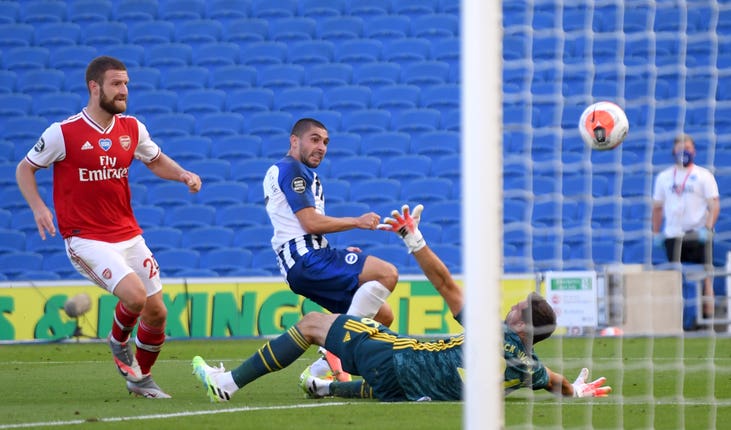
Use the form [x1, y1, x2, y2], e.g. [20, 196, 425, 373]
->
[353, 255, 398, 326]
[192, 312, 336, 402]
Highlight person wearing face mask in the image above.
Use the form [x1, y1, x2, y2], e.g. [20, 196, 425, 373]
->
[651, 134, 720, 328]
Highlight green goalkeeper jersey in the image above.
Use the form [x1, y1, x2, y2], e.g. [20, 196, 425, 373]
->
[503, 324, 549, 394]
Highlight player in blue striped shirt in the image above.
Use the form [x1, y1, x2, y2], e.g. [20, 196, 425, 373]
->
[192, 205, 610, 401]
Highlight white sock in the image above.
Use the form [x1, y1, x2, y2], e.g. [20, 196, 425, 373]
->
[346, 281, 391, 318]
[310, 357, 332, 378]
[218, 371, 239, 394]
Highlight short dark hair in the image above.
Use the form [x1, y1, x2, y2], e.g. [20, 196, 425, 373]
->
[521, 292, 557, 344]
[291, 118, 327, 137]
[85, 56, 127, 92]
[673, 133, 695, 147]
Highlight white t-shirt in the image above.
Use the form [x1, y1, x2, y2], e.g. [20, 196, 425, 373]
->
[652, 164, 719, 238]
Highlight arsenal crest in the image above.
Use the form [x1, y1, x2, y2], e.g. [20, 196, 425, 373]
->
[120, 135, 131, 151]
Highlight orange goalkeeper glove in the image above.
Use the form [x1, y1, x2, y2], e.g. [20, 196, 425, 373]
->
[377, 204, 426, 253]
[572, 368, 611, 398]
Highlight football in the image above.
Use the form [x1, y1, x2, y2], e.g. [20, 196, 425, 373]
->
[578, 101, 629, 151]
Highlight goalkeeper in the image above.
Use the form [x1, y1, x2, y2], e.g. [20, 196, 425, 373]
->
[192, 204, 611, 401]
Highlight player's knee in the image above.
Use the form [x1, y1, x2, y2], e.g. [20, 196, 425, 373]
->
[375, 260, 399, 291]
[297, 312, 331, 344]
[373, 303, 394, 327]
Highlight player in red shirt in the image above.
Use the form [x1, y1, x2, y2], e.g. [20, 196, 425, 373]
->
[16, 56, 202, 399]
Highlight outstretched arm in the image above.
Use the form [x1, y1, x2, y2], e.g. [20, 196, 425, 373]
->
[544, 366, 611, 397]
[145, 153, 202, 193]
[378, 204, 463, 316]
[296, 207, 382, 236]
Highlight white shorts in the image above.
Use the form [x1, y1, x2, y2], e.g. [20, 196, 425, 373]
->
[65, 235, 163, 296]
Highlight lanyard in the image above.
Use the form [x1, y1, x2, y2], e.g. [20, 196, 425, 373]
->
[672, 166, 693, 195]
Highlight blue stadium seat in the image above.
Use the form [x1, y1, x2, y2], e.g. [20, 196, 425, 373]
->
[129, 20, 175, 45]
[341, 109, 391, 135]
[196, 181, 248, 206]
[274, 86, 323, 115]
[257, 63, 305, 91]
[15, 270, 62, 281]
[382, 38, 431, 64]
[17, 69, 65, 96]
[349, 178, 400, 205]
[411, 13, 459, 40]
[135, 205, 165, 230]
[106, 44, 146, 68]
[0, 70, 17, 94]
[32, 92, 82, 120]
[211, 134, 262, 160]
[211, 64, 257, 92]
[20, 1, 66, 24]
[288, 40, 335, 65]
[113, 0, 158, 22]
[421, 84, 459, 110]
[401, 61, 450, 86]
[122, 66, 160, 94]
[360, 131, 410, 158]
[441, 108, 459, 131]
[392, 108, 441, 135]
[0, 251, 44, 280]
[2, 47, 50, 72]
[34, 22, 82, 48]
[316, 15, 363, 41]
[155, 248, 200, 276]
[259, 133, 290, 159]
[11, 208, 41, 234]
[430, 244, 461, 272]
[0, 2, 19, 25]
[368, 244, 412, 272]
[411, 130, 459, 158]
[0, 229, 26, 253]
[371, 84, 420, 111]
[41, 251, 76, 279]
[622, 199, 648, 233]
[326, 133, 361, 158]
[244, 111, 293, 138]
[178, 89, 227, 116]
[182, 226, 235, 252]
[347, 0, 390, 18]
[82, 21, 127, 49]
[187, 159, 232, 183]
[353, 62, 401, 90]
[301, 109, 342, 131]
[305, 63, 352, 90]
[26, 232, 65, 255]
[251, 249, 280, 275]
[215, 203, 268, 229]
[331, 228, 383, 251]
[160, 0, 206, 23]
[0, 93, 32, 117]
[2, 116, 48, 141]
[621, 173, 650, 198]
[165, 204, 216, 232]
[163, 67, 210, 94]
[201, 248, 253, 276]
[326, 202, 367, 220]
[223, 18, 268, 44]
[431, 153, 459, 181]
[68, 0, 112, 24]
[145, 112, 196, 140]
[144, 43, 193, 70]
[131, 90, 178, 117]
[226, 87, 274, 114]
[194, 42, 240, 69]
[234, 225, 275, 253]
[300, 0, 345, 18]
[143, 227, 183, 251]
[334, 39, 383, 65]
[0, 23, 34, 50]
[0, 143, 13, 163]
[206, 0, 251, 22]
[401, 177, 452, 203]
[322, 85, 371, 113]
[196, 112, 245, 138]
[330, 156, 381, 181]
[252, 0, 297, 19]
[382, 154, 432, 182]
[231, 158, 276, 182]
[364, 15, 410, 41]
[269, 16, 316, 43]
[147, 182, 195, 208]
[395, 0, 437, 16]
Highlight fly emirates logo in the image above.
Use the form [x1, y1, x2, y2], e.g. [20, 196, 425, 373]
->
[78, 156, 129, 182]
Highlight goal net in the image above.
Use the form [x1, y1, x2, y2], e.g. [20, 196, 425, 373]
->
[494, 1, 731, 428]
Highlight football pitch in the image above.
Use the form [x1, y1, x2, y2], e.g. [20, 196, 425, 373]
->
[1, 336, 730, 429]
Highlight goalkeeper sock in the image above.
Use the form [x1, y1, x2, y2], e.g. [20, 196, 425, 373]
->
[230, 326, 310, 388]
[330, 380, 374, 399]
[347, 281, 391, 318]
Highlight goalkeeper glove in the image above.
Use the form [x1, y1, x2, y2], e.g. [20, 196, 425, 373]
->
[572, 368, 611, 398]
[377, 204, 426, 253]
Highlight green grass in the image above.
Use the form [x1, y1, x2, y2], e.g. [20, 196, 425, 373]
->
[1, 336, 729, 429]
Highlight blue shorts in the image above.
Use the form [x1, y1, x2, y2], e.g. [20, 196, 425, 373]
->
[285, 247, 367, 313]
[324, 315, 407, 401]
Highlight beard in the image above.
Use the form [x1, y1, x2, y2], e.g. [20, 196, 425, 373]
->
[99, 88, 126, 115]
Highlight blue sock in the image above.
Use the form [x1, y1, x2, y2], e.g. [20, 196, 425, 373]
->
[230, 326, 310, 388]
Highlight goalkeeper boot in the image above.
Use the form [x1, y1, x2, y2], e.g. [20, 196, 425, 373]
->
[126, 375, 171, 399]
[108, 332, 143, 382]
[299, 365, 332, 399]
[309, 347, 335, 380]
[192, 355, 232, 402]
